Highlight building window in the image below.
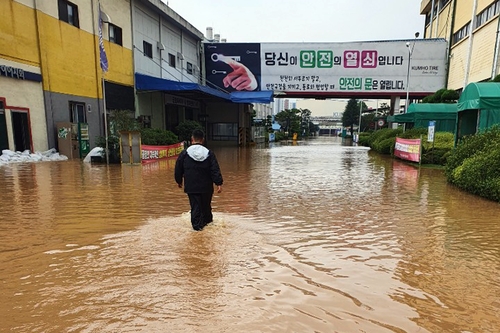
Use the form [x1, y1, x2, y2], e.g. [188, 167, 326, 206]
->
[425, 12, 431, 26]
[212, 123, 238, 141]
[58, 0, 79, 28]
[143, 41, 153, 58]
[69, 102, 86, 123]
[439, 0, 451, 8]
[186, 62, 193, 74]
[475, 1, 500, 29]
[109, 24, 122, 46]
[168, 53, 176, 68]
[452, 22, 470, 45]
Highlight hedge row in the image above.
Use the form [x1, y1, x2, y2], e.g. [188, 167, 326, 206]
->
[445, 126, 500, 202]
[360, 128, 454, 165]
[361, 125, 500, 202]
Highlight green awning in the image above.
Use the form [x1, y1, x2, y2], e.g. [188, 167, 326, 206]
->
[406, 103, 458, 117]
[388, 103, 457, 132]
[458, 82, 500, 111]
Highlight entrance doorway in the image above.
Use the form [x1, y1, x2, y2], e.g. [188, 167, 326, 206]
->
[11, 110, 32, 152]
[0, 101, 8, 150]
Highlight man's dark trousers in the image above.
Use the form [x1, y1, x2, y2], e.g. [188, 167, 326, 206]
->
[188, 192, 214, 230]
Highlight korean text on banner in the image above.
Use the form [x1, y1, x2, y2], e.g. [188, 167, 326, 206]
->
[394, 137, 421, 163]
[141, 142, 184, 163]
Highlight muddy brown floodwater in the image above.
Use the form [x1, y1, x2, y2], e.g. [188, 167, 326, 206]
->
[1, 137, 499, 332]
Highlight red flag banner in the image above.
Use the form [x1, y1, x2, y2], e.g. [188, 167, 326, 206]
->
[141, 142, 184, 163]
[394, 138, 421, 163]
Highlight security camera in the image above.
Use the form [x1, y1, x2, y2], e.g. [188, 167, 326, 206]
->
[406, 42, 410, 47]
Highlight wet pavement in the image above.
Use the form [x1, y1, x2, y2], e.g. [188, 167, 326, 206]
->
[1, 137, 499, 332]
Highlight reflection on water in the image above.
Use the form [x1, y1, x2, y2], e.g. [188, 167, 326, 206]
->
[1, 137, 500, 332]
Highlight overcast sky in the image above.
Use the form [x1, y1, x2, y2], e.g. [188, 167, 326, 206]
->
[164, 0, 425, 43]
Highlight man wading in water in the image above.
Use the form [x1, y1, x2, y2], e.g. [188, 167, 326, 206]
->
[174, 129, 223, 231]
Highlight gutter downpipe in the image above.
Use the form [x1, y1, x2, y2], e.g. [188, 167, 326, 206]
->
[130, 0, 140, 120]
[159, 14, 163, 79]
[435, 0, 441, 38]
[445, 0, 458, 89]
[463, 0, 478, 87]
[429, 0, 436, 37]
[491, 15, 500, 79]
[33, 0, 53, 148]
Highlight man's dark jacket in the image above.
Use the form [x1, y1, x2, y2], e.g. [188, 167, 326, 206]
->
[174, 144, 223, 193]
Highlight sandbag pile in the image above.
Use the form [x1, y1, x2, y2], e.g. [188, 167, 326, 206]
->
[0, 148, 68, 166]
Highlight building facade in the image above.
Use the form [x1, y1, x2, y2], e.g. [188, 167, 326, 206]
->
[0, 0, 134, 155]
[421, 0, 500, 90]
[1, 0, 261, 155]
[132, 0, 205, 132]
[132, 0, 256, 145]
[1, 0, 46, 152]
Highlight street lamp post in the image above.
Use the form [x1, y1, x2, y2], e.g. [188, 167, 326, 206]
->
[405, 32, 420, 113]
[358, 100, 363, 134]
[357, 99, 370, 141]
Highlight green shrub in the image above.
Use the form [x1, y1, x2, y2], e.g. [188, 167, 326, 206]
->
[398, 127, 427, 139]
[450, 145, 500, 201]
[108, 109, 140, 133]
[421, 148, 450, 165]
[175, 120, 204, 143]
[140, 128, 179, 145]
[363, 127, 453, 165]
[445, 125, 500, 179]
[274, 132, 287, 141]
[445, 126, 500, 202]
[363, 128, 401, 153]
[429, 132, 454, 149]
[421, 132, 454, 165]
[373, 137, 396, 155]
[358, 132, 371, 146]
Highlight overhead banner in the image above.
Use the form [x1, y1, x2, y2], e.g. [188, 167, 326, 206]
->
[204, 39, 447, 95]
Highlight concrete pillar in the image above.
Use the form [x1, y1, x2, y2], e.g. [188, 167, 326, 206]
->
[390, 95, 401, 129]
[238, 104, 247, 146]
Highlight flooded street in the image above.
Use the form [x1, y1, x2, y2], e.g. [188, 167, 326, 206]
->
[1, 137, 499, 333]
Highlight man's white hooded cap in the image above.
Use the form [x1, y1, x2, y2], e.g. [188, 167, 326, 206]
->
[186, 145, 209, 162]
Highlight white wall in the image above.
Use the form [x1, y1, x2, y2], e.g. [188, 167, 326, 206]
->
[133, 0, 201, 83]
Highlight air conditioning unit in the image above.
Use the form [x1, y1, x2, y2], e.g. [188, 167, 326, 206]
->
[157, 42, 165, 50]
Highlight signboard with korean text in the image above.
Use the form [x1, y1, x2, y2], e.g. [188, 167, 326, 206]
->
[204, 39, 447, 95]
[428, 120, 436, 142]
[394, 138, 422, 163]
[141, 142, 184, 163]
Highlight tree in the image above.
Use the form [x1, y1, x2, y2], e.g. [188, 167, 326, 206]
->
[299, 108, 312, 137]
[342, 98, 358, 135]
[264, 115, 273, 132]
[309, 122, 319, 135]
[422, 88, 459, 103]
[175, 120, 203, 143]
[342, 99, 367, 135]
[275, 108, 301, 138]
[378, 102, 390, 116]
